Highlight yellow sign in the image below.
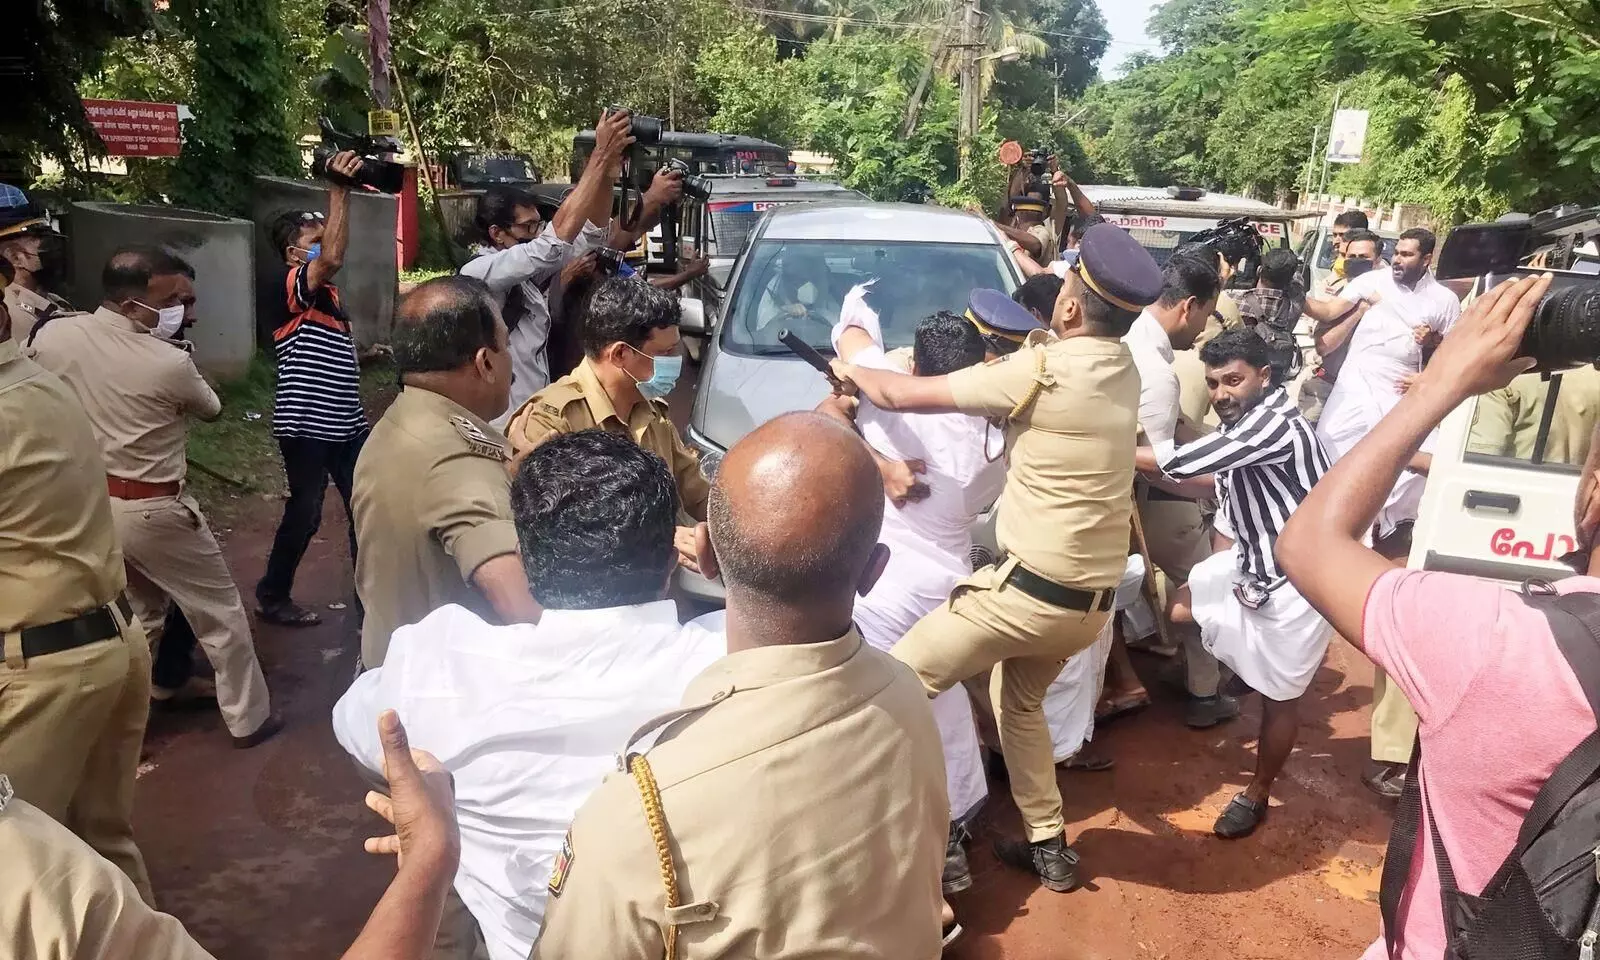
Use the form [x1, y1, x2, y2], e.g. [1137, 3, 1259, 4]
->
[368, 110, 401, 137]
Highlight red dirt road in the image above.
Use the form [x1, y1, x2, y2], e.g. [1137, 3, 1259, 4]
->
[134, 488, 1388, 960]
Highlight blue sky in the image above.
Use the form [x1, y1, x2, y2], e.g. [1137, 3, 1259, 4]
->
[1100, 0, 1163, 75]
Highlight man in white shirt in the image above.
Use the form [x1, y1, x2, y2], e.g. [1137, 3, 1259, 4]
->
[1123, 252, 1237, 729]
[1314, 227, 1460, 541]
[1306, 226, 1460, 798]
[819, 300, 1011, 897]
[332, 429, 722, 960]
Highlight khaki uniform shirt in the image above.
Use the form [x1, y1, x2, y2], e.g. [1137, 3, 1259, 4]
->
[505, 358, 710, 522]
[29, 308, 220, 484]
[946, 335, 1139, 589]
[0, 340, 126, 633]
[533, 630, 947, 960]
[0, 786, 216, 960]
[4, 283, 79, 346]
[1468, 367, 1600, 466]
[352, 386, 520, 667]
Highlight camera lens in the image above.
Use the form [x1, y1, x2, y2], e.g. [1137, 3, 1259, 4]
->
[630, 115, 664, 145]
[1520, 282, 1600, 371]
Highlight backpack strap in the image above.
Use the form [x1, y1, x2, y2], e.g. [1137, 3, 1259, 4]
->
[1379, 737, 1423, 958]
[1521, 586, 1600, 721]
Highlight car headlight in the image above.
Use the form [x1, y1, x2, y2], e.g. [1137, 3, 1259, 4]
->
[686, 426, 726, 481]
[686, 425, 725, 457]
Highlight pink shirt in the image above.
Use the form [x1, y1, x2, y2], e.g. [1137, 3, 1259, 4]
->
[1360, 569, 1599, 959]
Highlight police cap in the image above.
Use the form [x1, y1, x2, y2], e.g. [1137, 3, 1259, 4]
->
[0, 184, 57, 241]
[1075, 222, 1162, 312]
[966, 287, 1044, 345]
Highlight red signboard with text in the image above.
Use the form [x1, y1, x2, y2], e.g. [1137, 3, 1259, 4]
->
[82, 99, 182, 157]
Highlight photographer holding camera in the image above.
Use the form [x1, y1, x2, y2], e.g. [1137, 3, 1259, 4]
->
[257, 150, 370, 629]
[461, 109, 634, 422]
[995, 155, 1095, 264]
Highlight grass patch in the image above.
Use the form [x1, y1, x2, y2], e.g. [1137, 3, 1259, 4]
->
[186, 351, 400, 525]
[400, 267, 452, 286]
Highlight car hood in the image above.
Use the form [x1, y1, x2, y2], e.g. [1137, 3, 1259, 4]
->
[693, 349, 835, 450]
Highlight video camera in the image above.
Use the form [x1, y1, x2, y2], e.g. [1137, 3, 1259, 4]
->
[1025, 148, 1054, 179]
[1178, 216, 1266, 287]
[309, 118, 405, 195]
[1438, 205, 1600, 372]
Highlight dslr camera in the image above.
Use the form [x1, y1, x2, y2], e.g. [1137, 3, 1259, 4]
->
[309, 117, 405, 194]
[1437, 205, 1600, 372]
[606, 105, 665, 145]
[1178, 216, 1266, 287]
[1026, 148, 1055, 178]
[662, 157, 711, 202]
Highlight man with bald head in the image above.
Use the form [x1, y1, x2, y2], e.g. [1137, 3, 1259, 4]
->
[532, 412, 950, 960]
[352, 275, 540, 670]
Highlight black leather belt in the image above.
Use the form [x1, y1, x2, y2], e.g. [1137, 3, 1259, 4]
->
[18, 595, 133, 660]
[1144, 487, 1194, 503]
[1003, 563, 1114, 612]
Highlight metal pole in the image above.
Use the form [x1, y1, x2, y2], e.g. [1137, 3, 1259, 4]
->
[1302, 122, 1321, 206]
[1315, 85, 1342, 202]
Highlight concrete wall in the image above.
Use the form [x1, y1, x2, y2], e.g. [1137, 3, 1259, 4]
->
[68, 202, 257, 381]
[253, 176, 397, 348]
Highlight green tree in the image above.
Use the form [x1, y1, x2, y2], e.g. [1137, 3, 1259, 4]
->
[168, 0, 300, 214]
[695, 27, 813, 145]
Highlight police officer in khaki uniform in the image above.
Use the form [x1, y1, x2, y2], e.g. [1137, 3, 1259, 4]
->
[834, 223, 1161, 892]
[0, 712, 464, 960]
[0, 261, 154, 903]
[31, 247, 277, 749]
[353, 275, 538, 670]
[0, 184, 79, 345]
[1469, 366, 1600, 466]
[534, 413, 947, 959]
[506, 276, 710, 568]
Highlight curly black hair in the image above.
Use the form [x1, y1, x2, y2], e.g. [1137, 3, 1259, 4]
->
[511, 429, 679, 609]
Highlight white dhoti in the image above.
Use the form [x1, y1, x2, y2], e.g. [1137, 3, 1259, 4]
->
[1187, 550, 1334, 702]
[1042, 555, 1148, 761]
[1317, 375, 1435, 539]
[854, 552, 987, 822]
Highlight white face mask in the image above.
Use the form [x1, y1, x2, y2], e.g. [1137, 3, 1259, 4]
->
[134, 300, 186, 339]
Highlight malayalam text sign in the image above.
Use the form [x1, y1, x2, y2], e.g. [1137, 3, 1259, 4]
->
[82, 99, 182, 157]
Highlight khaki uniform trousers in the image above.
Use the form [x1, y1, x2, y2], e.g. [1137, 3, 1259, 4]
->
[892, 558, 1108, 843]
[1370, 668, 1419, 764]
[113, 494, 271, 738]
[1137, 488, 1222, 698]
[0, 606, 155, 904]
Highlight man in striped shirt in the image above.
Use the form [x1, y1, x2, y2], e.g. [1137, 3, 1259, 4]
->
[1138, 328, 1335, 839]
[256, 151, 370, 627]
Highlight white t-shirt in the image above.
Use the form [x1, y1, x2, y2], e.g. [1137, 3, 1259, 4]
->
[331, 602, 723, 960]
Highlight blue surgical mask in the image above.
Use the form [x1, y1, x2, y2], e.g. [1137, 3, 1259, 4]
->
[627, 345, 683, 400]
[295, 242, 322, 263]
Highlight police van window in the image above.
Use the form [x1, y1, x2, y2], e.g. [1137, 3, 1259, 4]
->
[1465, 370, 1600, 472]
[721, 239, 1014, 355]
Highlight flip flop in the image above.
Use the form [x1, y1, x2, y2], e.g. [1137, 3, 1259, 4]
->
[1095, 690, 1151, 723]
[256, 602, 322, 627]
[1063, 750, 1115, 772]
[1213, 792, 1267, 839]
[942, 922, 964, 949]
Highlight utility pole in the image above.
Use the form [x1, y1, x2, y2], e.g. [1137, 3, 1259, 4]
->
[956, 0, 981, 178]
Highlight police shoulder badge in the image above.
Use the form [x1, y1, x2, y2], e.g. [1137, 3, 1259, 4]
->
[548, 830, 574, 898]
[450, 414, 509, 461]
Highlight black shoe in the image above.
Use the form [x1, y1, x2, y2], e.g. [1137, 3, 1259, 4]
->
[233, 714, 284, 750]
[1363, 761, 1408, 800]
[1213, 792, 1266, 839]
[994, 833, 1079, 892]
[943, 824, 972, 895]
[1185, 693, 1240, 729]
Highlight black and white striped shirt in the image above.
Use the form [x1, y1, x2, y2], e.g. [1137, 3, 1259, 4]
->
[1159, 387, 1330, 580]
[271, 267, 369, 441]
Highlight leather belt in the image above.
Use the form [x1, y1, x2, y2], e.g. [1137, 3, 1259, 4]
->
[1144, 487, 1194, 504]
[107, 476, 181, 500]
[18, 595, 134, 660]
[1002, 562, 1114, 612]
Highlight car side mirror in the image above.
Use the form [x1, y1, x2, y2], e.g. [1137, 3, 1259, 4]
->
[680, 297, 708, 335]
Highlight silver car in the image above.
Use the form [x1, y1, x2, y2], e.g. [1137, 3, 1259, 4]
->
[677, 201, 1022, 599]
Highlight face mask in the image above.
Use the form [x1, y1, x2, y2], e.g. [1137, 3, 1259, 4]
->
[626, 345, 683, 400]
[294, 242, 322, 263]
[1344, 257, 1375, 279]
[135, 300, 186, 339]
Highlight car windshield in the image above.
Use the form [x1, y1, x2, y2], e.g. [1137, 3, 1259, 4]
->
[721, 239, 1015, 354]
